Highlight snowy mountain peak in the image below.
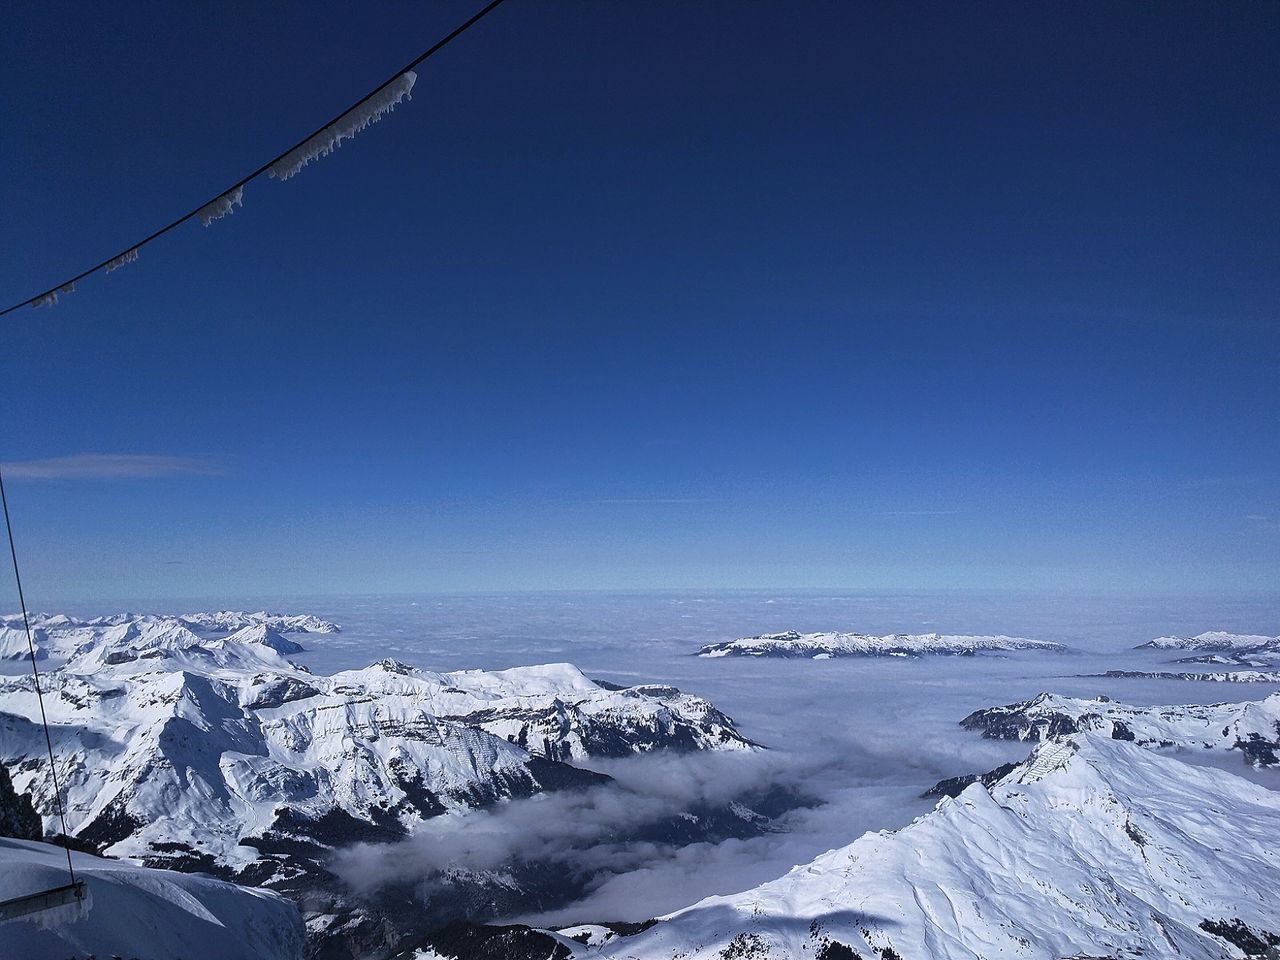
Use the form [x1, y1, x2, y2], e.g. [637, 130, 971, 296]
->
[223, 622, 306, 655]
[0, 624, 44, 662]
[586, 736, 1280, 960]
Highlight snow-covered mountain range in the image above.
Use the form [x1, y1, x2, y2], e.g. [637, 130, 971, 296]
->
[1131, 632, 1280, 672]
[0, 609, 340, 661]
[0, 614, 751, 877]
[542, 737, 1280, 960]
[959, 691, 1280, 766]
[1087, 668, 1280, 683]
[1137, 631, 1280, 652]
[0, 836, 304, 960]
[696, 629, 1066, 658]
[0, 611, 757, 956]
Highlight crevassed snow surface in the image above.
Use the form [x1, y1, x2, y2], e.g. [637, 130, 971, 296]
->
[0, 837, 303, 960]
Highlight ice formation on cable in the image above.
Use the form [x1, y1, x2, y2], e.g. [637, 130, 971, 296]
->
[197, 186, 244, 226]
[29, 282, 75, 309]
[269, 71, 417, 181]
[104, 248, 139, 273]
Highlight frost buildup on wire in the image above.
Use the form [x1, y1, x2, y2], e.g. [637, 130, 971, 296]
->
[197, 186, 244, 226]
[269, 71, 418, 181]
[30, 282, 76, 309]
[105, 248, 139, 274]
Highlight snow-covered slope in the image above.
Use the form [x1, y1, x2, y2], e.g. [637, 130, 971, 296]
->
[1138, 631, 1280, 652]
[0, 623, 753, 895]
[697, 629, 1066, 658]
[0, 837, 304, 960]
[960, 692, 1280, 766]
[583, 737, 1280, 960]
[0, 624, 44, 661]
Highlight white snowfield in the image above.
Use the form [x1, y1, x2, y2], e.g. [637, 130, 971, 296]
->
[0, 837, 303, 960]
[696, 629, 1066, 658]
[960, 692, 1280, 766]
[1138, 631, 1280, 651]
[582, 736, 1280, 960]
[0, 615, 751, 883]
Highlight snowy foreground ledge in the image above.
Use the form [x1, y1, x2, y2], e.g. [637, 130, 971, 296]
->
[0, 836, 303, 960]
[696, 629, 1067, 658]
[528, 737, 1280, 960]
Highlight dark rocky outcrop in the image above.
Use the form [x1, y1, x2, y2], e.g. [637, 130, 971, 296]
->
[1200, 918, 1280, 957]
[0, 762, 41, 841]
[398, 922, 572, 960]
[922, 762, 1019, 799]
[960, 703, 1087, 741]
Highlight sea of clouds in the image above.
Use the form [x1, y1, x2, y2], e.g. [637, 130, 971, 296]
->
[26, 589, 1280, 923]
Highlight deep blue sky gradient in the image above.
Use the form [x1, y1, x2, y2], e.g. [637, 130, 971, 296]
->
[1, 1, 1277, 599]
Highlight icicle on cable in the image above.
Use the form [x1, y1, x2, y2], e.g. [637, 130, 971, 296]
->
[270, 72, 417, 181]
[29, 283, 75, 310]
[104, 249, 138, 274]
[197, 186, 244, 226]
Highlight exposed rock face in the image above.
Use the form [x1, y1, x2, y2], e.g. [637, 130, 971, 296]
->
[958, 692, 1280, 766]
[696, 630, 1066, 658]
[0, 762, 41, 841]
[921, 761, 1018, 798]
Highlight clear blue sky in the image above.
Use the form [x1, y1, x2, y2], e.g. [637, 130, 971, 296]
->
[1, 1, 1276, 601]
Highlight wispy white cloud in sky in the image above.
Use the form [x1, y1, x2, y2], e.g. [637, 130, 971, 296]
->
[876, 509, 958, 516]
[588, 497, 711, 505]
[1, 453, 220, 481]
